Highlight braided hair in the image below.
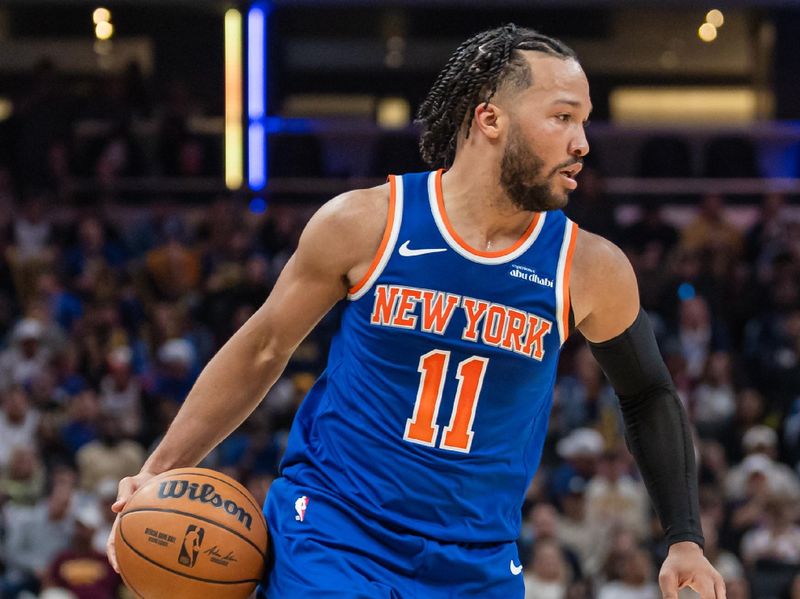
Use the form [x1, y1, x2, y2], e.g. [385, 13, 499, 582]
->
[416, 24, 577, 168]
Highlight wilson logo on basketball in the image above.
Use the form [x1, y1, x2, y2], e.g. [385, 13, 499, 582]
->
[158, 480, 254, 531]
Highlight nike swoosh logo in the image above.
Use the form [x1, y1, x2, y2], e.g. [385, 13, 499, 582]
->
[398, 240, 447, 257]
[509, 560, 523, 576]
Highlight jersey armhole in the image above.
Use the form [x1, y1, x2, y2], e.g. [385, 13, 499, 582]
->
[347, 175, 403, 301]
[555, 219, 579, 345]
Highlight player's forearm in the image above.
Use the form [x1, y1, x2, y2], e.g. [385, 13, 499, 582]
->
[143, 328, 291, 474]
[588, 309, 704, 547]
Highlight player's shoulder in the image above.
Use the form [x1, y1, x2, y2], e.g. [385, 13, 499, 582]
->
[312, 182, 391, 237]
[571, 227, 632, 282]
[569, 227, 638, 335]
[296, 181, 392, 273]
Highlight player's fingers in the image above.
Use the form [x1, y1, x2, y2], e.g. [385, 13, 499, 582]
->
[658, 569, 679, 599]
[107, 514, 121, 573]
[714, 574, 727, 599]
[690, 577, 717, 599]
[112, 476, 138, 512]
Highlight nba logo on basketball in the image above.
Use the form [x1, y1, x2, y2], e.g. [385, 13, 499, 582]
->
[178, 524, 205, 567]
[294, 496, 309, 522]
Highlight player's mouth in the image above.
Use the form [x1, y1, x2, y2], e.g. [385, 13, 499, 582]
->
[558, 163, 583, 190]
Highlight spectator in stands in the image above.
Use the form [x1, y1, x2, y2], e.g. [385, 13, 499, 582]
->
[43, 499, 121, 599]
[61, 216, 126, 300]
[596, 545, 659, 599]
[0, 318, 51, 391]
[0, 385, 40, 468]
[564, 166, 620, 242]
[91, 478, 119, 553]
[745, 192, 790, 274]
[151, 338, 198, 403]
[5, 190, 54, 263]
[524, 538, 572, 599]
[701, 514, 746, 588]
[556, 475, 596, 574]
[585, 450, 650, 542]
[726, 428, 800, 501]
[553, 346, 619, 437]
[717, 388, 768, 464]
[75, 413, 145, 492]
[681, 192, 743, 258]
[97, 346, 144, 439]
[0, 465, 77, 598]
[59, 389, 101, 455]
[693, 351, 737, 437]
[33, 270, 83, 334]
[620, 202, 679, 259]
[0, 445, 46, 506]
[144, 217, 202, 301]
[698, 439, 729, 489]
[549, 427, 604, 506]
[741, 493, 800, 568]
[519, 502, 581, 578]
[673, 295, 719, 382]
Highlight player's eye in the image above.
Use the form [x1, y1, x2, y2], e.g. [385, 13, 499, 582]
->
[557, 114, 571, 122]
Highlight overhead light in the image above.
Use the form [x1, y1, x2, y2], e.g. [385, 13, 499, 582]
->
[698, 23, 717, 43]
[95, 21, 114, 40]
[224, 9, 244, 190]
[706, 9, 724, 28]
[93, 7, 111, 25]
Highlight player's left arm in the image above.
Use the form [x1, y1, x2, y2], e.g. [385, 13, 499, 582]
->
[570, 229, 726, 599]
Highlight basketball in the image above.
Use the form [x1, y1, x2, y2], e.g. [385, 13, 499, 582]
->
[114, 468, 268, 599]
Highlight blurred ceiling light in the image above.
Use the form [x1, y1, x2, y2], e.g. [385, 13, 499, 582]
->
[93, 7, 111, 24]
[698, 23, 717, 42]
[611, 87, 758, 124]
[0, 99, 13, 122]
[224, 8, 243, 190]
[95, 21, 114, 40]
[377, 97, 410, 129]
[706, 9, 724, 28]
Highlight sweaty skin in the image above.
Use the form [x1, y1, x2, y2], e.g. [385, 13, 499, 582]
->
[108, 52, 724, 599]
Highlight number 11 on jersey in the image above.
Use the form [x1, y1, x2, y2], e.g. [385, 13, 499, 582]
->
[403, 350, 488, 453]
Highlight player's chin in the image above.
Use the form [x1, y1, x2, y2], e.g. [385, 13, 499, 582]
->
[547, 184, 571, 209]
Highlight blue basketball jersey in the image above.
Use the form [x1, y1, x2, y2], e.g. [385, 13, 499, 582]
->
[280, 169, 579, 544]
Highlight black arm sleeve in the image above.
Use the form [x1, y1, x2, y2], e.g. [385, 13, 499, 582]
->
[588, 309, 704, 548]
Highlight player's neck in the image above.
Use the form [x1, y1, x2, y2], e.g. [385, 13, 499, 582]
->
[441, 160, 537, 251]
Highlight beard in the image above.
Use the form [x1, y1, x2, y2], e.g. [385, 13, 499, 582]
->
[499, 128, 571, 212]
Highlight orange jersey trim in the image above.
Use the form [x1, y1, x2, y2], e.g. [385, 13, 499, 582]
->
[561, 221, 579, 341]
[434, 169, 541, 259]
[348, 175, 397, 296]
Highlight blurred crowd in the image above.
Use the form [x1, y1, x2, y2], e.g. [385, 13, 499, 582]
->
[1, 61, 800, 599]
[0, 58, 220, 203]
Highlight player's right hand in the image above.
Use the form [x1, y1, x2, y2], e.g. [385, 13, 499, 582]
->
[106, 470, 159, 573]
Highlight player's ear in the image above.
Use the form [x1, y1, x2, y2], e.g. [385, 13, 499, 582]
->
[473, 102, 504, 140]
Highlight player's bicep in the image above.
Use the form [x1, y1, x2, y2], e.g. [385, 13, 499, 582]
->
[241, 225, 350, 360]
[236, 187, 387, 362]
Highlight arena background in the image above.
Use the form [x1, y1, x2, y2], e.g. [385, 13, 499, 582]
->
[1, 1, 799, 598]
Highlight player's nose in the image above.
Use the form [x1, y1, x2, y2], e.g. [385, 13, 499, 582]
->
[570, 127, 589, 158]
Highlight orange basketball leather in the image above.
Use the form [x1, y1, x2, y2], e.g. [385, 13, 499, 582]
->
[115, 468, 268, 599]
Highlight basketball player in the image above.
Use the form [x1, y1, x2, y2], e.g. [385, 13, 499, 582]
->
[109, 25, 725, 598]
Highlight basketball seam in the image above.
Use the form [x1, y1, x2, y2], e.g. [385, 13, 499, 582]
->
[119, 568, 146, 598]
[121, 507, 267, 561]
[118, 520, 262, 586]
